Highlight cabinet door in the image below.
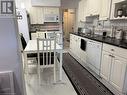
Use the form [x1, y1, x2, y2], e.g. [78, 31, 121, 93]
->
[87, 0, 100, 16]
[30, 7, 44, 24]
[99, 0, 112, 20]
[37, 8, 44, 24]
[100, 51, 112, 81]
[78, 0, 86, 21]
[70, 34, 74, 51]
[110, 55, 127, 91]
[44, 8, 59, 15]
[30, 7, 38, 24]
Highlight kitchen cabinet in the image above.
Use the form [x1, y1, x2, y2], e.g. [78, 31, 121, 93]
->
[99, 0, 112, 20]
[44, 7, 59, 15]
[100, 51, 112, 81]
[77, 0, 87, 22]
[100, 43, 127, 94]
[30, 7, 44, 24]
[31, 31, 45, 40]
[70, 34, 77, 55]
[110, 55, 126, 91]
[78, 0, 101, 22]
[31, 0, 61, 7]
[86, 0, 101, 16]
[70, 34, 87, 64]
[110, 0, 127, 19]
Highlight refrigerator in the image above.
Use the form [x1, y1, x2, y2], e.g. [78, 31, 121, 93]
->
[17, 8, 30, 43]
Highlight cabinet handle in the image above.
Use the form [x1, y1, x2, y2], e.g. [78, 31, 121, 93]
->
[109, 55, 112, 57]
[112, 56, 115, 58]
[111, 49, 114, 51]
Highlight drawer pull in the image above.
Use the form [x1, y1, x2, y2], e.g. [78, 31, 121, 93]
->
[109, 55, 112, 57]
[111, 49, 114, 51]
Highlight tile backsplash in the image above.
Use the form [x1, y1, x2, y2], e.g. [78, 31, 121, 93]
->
[81, 16, 127, 40]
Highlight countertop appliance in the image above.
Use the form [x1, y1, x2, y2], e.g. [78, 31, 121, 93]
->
[44, 14, 59, 22]
[86, 40, 102, 75]
[115, 29, 123, 39]
[82, 28, 91, 34]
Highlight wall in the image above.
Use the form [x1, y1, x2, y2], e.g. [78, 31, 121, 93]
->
[61, 0, 79, 9]
[81, 16, 127, 39]
[0, 18, 25, 95]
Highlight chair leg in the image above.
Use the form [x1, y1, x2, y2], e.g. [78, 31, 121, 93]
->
[38, 67, 41, 85]
[54, 65, 56, 83]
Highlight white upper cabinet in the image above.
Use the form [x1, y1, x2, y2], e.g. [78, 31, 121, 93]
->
[86, 0, 101, 16]
[99, 0, 112, 20]
[30, 7, 44, 24]
[44, 7, 59, 15]
[110, 0, 127, 19]
[31, 0, 61, 7]
[78, 0, 86, 22]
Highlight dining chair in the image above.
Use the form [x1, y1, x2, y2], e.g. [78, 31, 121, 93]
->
[37, 37, 57, 85]
[20, 33, 37, 73]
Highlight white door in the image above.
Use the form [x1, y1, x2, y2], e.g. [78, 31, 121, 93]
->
[100, 51, 112, 81]
[63, 9, 75, 41]
[110, 55, 127, 91]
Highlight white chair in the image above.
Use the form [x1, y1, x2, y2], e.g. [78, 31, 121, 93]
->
[37, 37, 57, 85]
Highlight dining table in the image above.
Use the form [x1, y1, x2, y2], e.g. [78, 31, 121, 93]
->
[24, 40, 63, 81]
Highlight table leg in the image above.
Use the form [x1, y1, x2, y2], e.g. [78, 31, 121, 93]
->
[24, 52, 29, 82]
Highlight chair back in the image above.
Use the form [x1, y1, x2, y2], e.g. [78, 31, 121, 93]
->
[37, 37, 56, 67]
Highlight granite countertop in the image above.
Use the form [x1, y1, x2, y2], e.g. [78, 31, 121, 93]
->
[71, 32, 127, 49]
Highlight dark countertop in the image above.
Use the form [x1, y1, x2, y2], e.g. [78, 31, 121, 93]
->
[30, 29, 60, 33]
[71, 32, 127, 49]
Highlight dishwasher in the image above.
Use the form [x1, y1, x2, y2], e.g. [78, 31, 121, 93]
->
[86, 40, 102, 75]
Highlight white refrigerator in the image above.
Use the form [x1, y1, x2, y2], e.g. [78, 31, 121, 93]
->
[17, 8, 30, 43]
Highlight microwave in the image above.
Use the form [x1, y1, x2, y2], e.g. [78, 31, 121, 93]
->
[44, 14, 59, 22]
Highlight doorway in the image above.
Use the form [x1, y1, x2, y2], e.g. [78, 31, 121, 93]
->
[63, 9, 76, 49]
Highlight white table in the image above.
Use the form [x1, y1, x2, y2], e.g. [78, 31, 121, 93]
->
[24, 40, 63, 81]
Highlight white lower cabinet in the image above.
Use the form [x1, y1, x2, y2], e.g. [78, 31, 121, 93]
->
[70, 34, 87, 64]
[100, 51, 112, 81]
[110, 56, 127, 91]
[100, 43, 127, 94]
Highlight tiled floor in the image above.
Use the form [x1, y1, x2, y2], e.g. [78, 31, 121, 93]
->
[24, 39, 76, 95]
[25, 67, 77, 95]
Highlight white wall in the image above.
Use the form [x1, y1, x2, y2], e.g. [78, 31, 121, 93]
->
[0, 18, 25, 95]
[61, 0, 80, 9]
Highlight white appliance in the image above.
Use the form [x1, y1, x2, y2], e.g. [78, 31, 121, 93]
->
[17, 9, 30, 43]
[86, 40, 102, 75]
[44, 14, 59, 22]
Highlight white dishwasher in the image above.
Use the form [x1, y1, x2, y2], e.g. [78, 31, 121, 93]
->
[86, 40, 102, 75]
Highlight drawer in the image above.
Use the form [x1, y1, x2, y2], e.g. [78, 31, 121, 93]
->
[103, 43, 115, 53]
[103, 43, 127, 59]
